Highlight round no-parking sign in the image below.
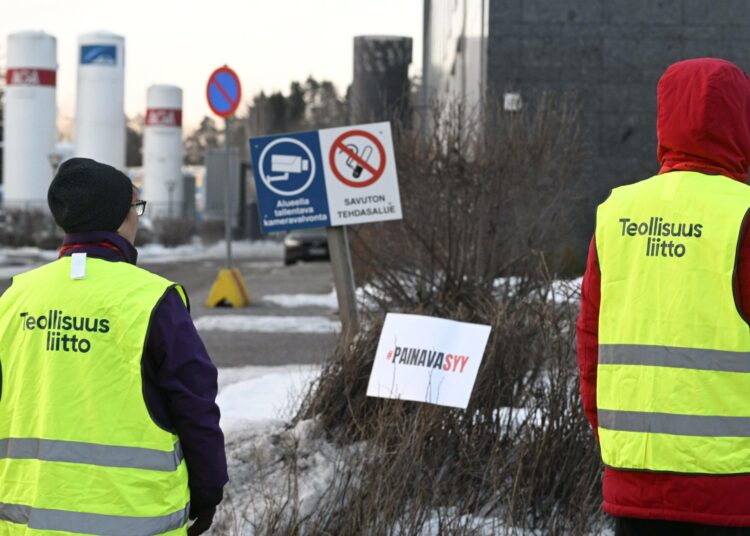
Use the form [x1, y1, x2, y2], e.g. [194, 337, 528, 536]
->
[206, 66, 241, 118]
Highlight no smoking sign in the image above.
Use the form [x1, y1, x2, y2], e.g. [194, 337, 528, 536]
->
[320, 122, 402, 226]
[329, 130, 386, 188]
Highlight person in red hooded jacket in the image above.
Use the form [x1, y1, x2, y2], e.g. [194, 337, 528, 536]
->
[578, 58, 750, 535]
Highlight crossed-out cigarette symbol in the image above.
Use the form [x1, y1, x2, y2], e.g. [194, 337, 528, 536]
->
[343, 143, 373, 178]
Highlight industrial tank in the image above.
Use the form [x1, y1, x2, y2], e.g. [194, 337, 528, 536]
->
[142, 84, 183, 218]
[3, 31, 57, 207]
[74, 32, 125, 168]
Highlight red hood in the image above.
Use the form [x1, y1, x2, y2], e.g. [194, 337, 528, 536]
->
[657, 58, 750, 182]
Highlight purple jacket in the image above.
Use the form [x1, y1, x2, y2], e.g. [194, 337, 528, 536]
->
[59, 231, 228, 508]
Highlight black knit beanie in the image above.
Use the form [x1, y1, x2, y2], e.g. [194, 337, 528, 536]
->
[48, 158, 133, 233]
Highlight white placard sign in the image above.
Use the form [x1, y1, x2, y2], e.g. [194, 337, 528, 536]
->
[366, 313, 492, 409]
[319, 121, 403, 226]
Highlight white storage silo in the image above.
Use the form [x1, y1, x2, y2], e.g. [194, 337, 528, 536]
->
[143, 85, 183, 218]
[3, 31, 57, 208]
[74, 32, 125, 168]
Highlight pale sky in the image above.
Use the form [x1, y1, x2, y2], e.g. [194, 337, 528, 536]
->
[2, 0, 423, 134]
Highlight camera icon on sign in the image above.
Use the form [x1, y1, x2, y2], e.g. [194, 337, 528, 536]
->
[268, 154, 310, 183]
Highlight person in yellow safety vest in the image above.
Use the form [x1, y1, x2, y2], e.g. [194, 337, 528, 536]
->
[0, 158, 228, 535]
[578, 58, 750, 534]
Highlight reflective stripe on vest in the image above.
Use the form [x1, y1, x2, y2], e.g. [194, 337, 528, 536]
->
[599, 344, 750, 373]
[0, 502, 189, 535]
[0, 257, 191, 531]
[599, 409, 750, 437]
[595, 171, 750, 474]
[0, 438, 183, 472]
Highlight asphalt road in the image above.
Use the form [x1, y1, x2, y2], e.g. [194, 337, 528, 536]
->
[144, 255, 340, 368]
[0, 250, 340, 368]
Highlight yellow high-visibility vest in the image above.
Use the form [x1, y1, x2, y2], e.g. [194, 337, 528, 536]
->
[596, 170, 750, 474]
[0, 256, 190, 535]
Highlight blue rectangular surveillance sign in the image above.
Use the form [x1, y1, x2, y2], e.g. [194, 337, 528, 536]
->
[250, 130, 330, 233]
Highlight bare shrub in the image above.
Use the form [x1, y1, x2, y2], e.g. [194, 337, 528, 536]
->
[352, 93, 587, 286]
[215, 278, 604, 534]
[216, 96, 605, 534]
[134, 224, 156, 247]
[0, 208, 62, 248]
[153, 217, 194, 247]
[198, 218, 226, 244]
[283, 272, 604, 535]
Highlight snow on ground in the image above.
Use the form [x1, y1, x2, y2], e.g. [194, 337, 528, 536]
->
[493, 276, 583, 304]
[217, 365, 319, 432]
[138, 240, 283, 263]
[214, 366, 608, 535]
[354, 278, 584, 309]
[356, 283, 386, 310]
[0, 246, 58, 261]
[401, 512, 521, 535]
[407, 516, 612, 536]
[216, 365, 544, 436]
[0, 247, 59, 279]
[214, 365, 348, 535]
[551, 276, 583, 302]
[0, 241, 283, 279]
[0, 265, 37, 279]
[0, 240, 283, 265]
[262, 288, 338, 309]
[217, 418, 352, 536]
[194, 315, 340, 334]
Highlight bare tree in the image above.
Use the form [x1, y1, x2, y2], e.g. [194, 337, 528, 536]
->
[125, 115, 144, 167]
[246, 77, 349, 138]
[183, 116, 222, 165]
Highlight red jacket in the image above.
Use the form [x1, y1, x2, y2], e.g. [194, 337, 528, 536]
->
[577, 58, 750, 526]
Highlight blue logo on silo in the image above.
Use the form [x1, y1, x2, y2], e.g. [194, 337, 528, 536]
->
[80, 45, 117, 65]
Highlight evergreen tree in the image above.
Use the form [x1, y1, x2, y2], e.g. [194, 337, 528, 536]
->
[183, 116, 222, 165]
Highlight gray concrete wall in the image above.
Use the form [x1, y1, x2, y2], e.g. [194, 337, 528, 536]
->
[487, 0, 750, 256]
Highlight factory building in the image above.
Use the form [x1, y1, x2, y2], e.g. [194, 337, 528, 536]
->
[422, 0, 750, 254]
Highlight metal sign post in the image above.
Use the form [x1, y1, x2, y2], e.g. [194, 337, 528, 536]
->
[205, 65, 250, 308]
[207, 65, 241, 268]
[224, 116, 233, 268]
[326, 225, 360, 341]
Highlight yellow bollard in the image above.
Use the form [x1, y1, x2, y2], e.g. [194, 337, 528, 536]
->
[206, 268, 252, 308]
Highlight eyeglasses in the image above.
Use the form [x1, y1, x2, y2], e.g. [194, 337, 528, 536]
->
[131, 200, 147, 216]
